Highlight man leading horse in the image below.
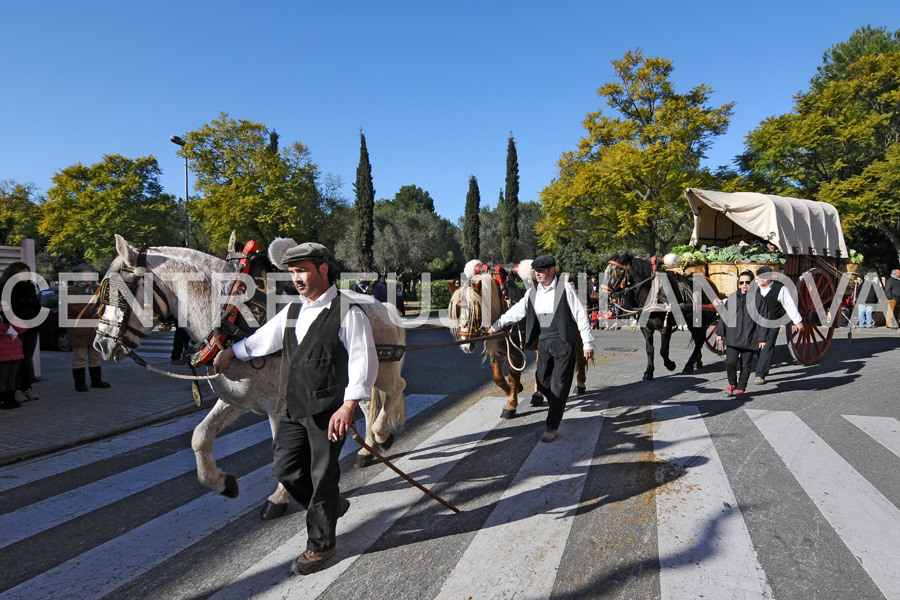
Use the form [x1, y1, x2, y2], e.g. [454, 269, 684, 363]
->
[488, 254, 594, 443]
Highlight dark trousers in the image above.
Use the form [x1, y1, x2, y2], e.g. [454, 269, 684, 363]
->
[171, 327, 192, 361]
[754, 327, 780, 378]
[535, 339, 577, 431]
[725, 347, 756, 391]
[272, 411, 345, 552]
[16, 329, 38, 390]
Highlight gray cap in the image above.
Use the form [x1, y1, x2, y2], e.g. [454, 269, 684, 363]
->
[532, 255, 556, 270]
[281, 242, 329, 266]
[74, 263, 95, 272]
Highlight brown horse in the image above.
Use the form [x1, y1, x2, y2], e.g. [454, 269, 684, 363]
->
[448, 260, 587, 419]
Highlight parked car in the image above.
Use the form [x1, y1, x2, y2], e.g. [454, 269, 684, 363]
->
[38, 287, 70, 351]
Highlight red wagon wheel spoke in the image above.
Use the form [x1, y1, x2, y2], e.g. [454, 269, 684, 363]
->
[704, 315, 725, 356]
[788, 268, 837, 365]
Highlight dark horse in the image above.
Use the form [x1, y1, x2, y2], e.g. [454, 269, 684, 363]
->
[602, 252, 717, 381]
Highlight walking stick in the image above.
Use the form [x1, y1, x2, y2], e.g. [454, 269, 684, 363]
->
[350, 422, 460, 514]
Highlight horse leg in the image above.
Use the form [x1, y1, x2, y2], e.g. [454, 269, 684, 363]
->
[641, 328, 655, 381]
[356, 370, 407, 468]
[501, 365, 521, 419]
[191, 399, 245, 499]
[531, 349, 544, 405]
[489, 353, 515, 418]
[681, 326, 703, 373]
[260, 412, 293, 520]
[573, 353, 587, 395]
[660, 323, 676, 371]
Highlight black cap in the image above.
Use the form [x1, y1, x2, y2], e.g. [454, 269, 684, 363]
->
[532, 255, 556, 270]
[756, 265, 773, 275]
[281, 242, 329, 266]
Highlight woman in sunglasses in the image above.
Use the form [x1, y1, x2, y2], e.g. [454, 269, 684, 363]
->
[714, 270, 768, 398]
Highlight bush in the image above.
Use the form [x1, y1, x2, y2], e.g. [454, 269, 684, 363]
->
[415, 279, 453, 311]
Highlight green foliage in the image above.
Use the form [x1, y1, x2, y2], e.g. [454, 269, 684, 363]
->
[476, 199, 543, 263]
[538, 49, 733, 256]
[848, 248, 865, 264]
[40, 154, 181, 266]
[354, 132, 375, 271]
[701, 243, 785, 264]
[740, 28, 900, 262]
[556, 240, 606, 276]
[501, 134, 519, 262]
[462, 176, 481, 261]
[182, 112, 348, 254]
[415, 279, 453, 311]
[0, 181, 44, 246]
[378, 184, 434, 213]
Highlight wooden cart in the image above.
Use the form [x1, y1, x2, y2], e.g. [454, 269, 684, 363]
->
[686, 188, 850, 365]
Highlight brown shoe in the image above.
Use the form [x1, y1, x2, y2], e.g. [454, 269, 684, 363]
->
[541, 429, 558, 443]
[290, 548, 336, 576]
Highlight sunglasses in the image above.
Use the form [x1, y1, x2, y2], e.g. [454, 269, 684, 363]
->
[738, 280, 752, 285]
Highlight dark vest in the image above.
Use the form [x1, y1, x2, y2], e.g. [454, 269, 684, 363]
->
[524, 283, 580, 347]
[279, 299, 355, 420]
[763, 281, 786, 321]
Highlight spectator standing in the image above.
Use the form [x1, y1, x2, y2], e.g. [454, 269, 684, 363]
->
[170, 327, 192, 365]
[68, 263, 112, 392]
[856, 275, 879, 328]
[1, 262, 40, 402]
[352, 278, 370, 294]
[884, 269, 900, 329]
[373, 276, 388, 303]
[715, 270, 767, 398]
[0, 303, 25, 409]
[754, 265, 805, 385]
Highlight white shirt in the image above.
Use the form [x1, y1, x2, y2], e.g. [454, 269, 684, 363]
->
[492, 277, 594, 349]
[759, 283, 803, 325]
[232, 285, 378, 401]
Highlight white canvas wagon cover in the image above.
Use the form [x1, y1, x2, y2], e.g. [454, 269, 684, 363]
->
[686, 188, 848, 258]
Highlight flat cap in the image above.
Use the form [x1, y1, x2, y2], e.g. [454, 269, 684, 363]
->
[281, 242, 329, 266]
[532, 255, 556, 270]
[756, 265, 773, 275]
[74, 263, 95, 272]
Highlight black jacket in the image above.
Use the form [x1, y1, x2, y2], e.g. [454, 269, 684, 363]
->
[885, 276, 900, 301]
[715, 290, 767, 350]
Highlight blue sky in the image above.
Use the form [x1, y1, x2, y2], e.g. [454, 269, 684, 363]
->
[3, 1, 898, 224]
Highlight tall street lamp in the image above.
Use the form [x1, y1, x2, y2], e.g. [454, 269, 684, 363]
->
[170, 135, 190, 247]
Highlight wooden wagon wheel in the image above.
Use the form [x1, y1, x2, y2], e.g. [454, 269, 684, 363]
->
[703, 314, 725, 356]
[787, 267, 837, 365]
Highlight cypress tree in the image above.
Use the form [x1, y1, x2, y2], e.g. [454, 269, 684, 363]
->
[354, 131, 375, 271]
[462, 175, 481, 261]
[501, 133, 519, 263]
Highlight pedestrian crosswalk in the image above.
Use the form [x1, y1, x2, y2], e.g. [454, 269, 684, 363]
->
[130, 330, 179, 364]
[1, 393, 900, 599]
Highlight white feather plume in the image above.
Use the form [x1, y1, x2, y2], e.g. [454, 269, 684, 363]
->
[517, 259, 534, 283]
[268, 238, 298, 270]
[463, 259, 482, 279]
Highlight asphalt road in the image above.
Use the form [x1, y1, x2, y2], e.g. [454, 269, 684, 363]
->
[2, 326, 899, 599]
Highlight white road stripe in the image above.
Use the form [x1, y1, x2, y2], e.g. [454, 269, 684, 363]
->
[747, 409, 900, 600]
[0, 412, 205, 493]
[434, 399, 608, 600]
[844, 415, 900, 459]
[211, 395, 502, 600]
[0, 394, 445, 600]
[0, 421, 271, 548]
[654, 404, 773, 599]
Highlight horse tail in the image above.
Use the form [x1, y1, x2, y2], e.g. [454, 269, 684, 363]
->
[366, 322, 407, 432]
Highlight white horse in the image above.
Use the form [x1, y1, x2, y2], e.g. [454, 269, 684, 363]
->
[93, 235, 406, 519]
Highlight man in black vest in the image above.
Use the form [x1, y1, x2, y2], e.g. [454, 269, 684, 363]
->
[488, 255, 594, 443]
[754, 265, 805, 384]
[213, 242, 378, 576]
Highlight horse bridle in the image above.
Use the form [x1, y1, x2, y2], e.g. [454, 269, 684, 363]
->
[452, 281, 486, 341]
[96, 250, 176, 351]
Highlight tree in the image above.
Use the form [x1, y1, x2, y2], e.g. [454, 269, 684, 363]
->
[477, 199, 543, 264]
[180, 112, 347, 253]
[501, 134, 519, 262]
[538, 49, 733, 256]
[740, 28, 900, 263]
[40, 155, 181, 267]
[461, 176, 481, 261]
[354, 132, 375, 272]
[0, 181, 43, 246]
[378, 184, 434, 213]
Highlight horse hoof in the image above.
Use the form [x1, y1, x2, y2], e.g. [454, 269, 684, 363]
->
[222, 474, 239, 498]
[574, 386, 586, 395]
[500, 409, 516, 419]
[643, 373, 654, 381]
[378, 433, 395, 451]
[517, 383, 524, 393]
[682, 365, 694, 374]
[530, 393, 544, 407]
[355, 454, 375, 468]
[665, 361, 676, 371]
[259, 500, 288, 521]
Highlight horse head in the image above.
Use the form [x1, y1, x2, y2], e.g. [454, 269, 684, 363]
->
[448, 271, 503, 354]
